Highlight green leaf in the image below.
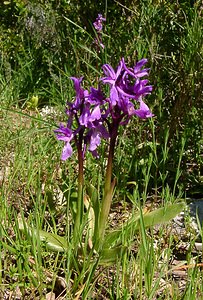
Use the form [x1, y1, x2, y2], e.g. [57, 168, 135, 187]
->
[86, 183, 100, 242]
[84, 195, 95, 249]
[86, 183, 98, 208]
[103, 202, 185, 249]
[141, 202, 185, 227]
[99, 245, 127, 266]
[18, 219, 68, 252]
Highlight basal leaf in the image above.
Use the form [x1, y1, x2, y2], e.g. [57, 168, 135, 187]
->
[103, 202, 185, 249]
[141, 202, 185, 228]
[18, 218, 68, 252]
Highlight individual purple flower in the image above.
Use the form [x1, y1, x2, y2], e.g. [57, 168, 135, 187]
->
[122, 78, 153, 100]
[68, 77, 85, 111]
[54, 124, 73, 160]
[79, 104, 101, 127]
[122, 58, 150, 78]
[117, 95, 136, 117]
[101, 60, 123, 105]
[85, 123, 109, 158]
[134, 99, 154, 119]
[78, 86, 105, 128]
[89, 131, 101, 150]
[55, 76, 110, 160]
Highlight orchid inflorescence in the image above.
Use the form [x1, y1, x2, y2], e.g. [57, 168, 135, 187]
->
[93, 13, 106, 49]
[55, 58, 153, 161]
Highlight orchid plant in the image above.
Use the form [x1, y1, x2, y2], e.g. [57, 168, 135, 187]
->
[19, 14, 184, 266]
[53, 56, 183, 256]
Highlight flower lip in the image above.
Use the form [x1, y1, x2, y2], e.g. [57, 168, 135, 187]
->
[54, 124, 74, 160]
[61, 142, 73, 160]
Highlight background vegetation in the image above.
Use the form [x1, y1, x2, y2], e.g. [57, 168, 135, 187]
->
[0, 0, 202, 298]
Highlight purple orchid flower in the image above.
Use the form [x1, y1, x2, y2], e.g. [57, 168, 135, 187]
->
[117, 95, 136, 117]
[85, 123, 109, 158]
[89, 130, 101, 153]
[54, 124, 73, 160]
[134, 99, 154, 119]
[101, 60, 123, 105]
[121, 78, 152, 100]
[79, 104, 101, 127]
[79, 86, 105, 128]
[122, 58, 150, 78]
[88, 86, 105, 104]
[101, 58, 153, 107]
[68, 77, 85, 111]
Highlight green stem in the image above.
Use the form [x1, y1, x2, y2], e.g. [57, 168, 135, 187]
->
[96, 122, 119, 248]
[73, 134, 84, 244]
[104, 138, 115, 193]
